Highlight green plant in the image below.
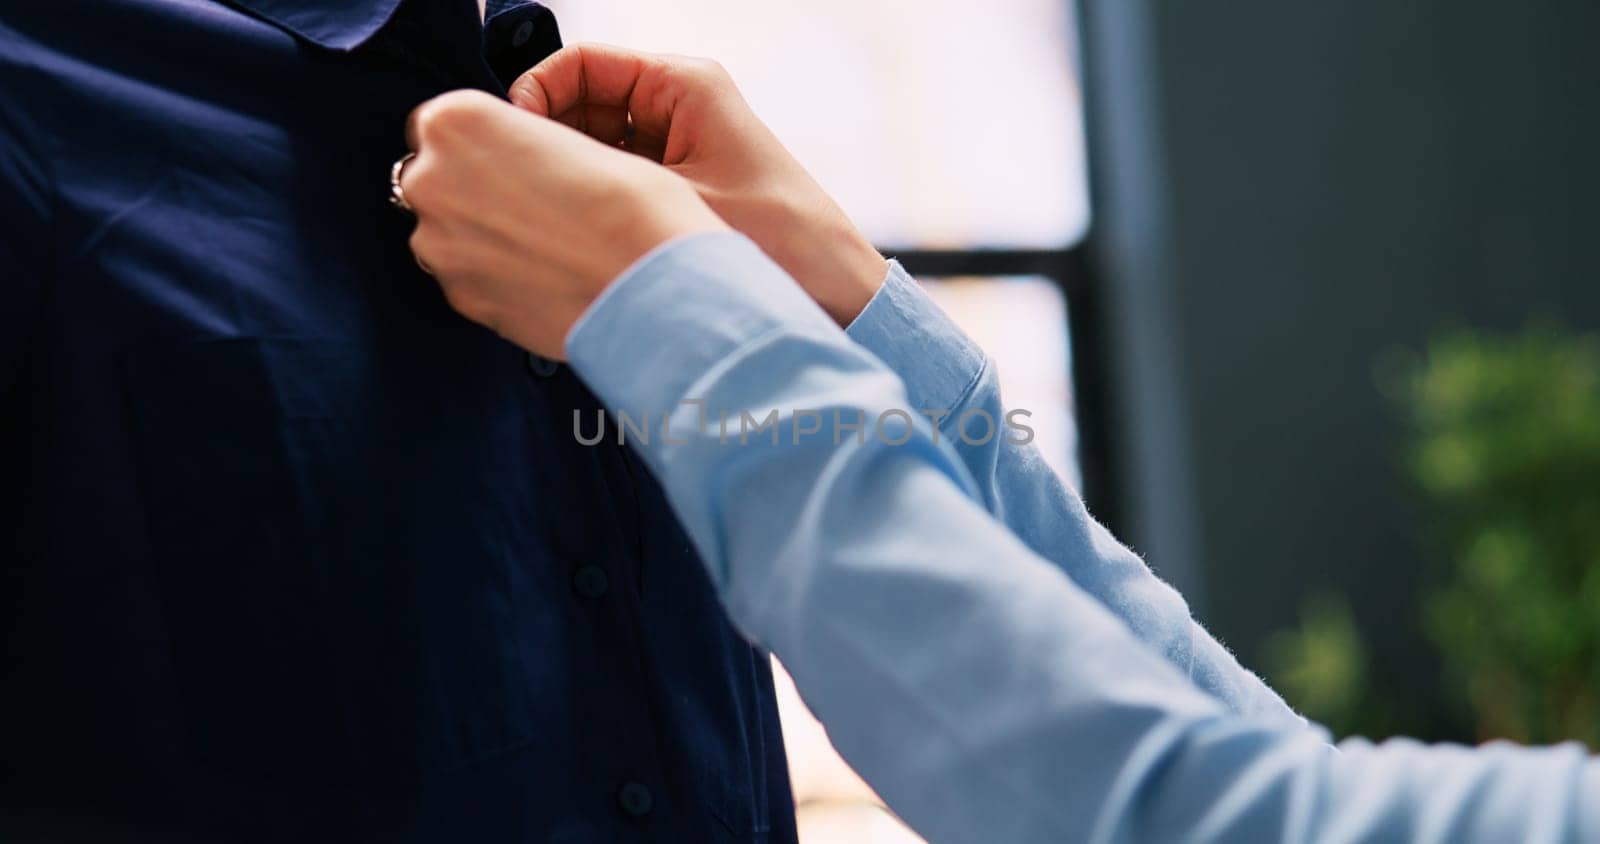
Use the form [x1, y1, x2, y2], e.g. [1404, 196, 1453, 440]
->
[1405, 325, 1600, 745]
[1263, 596, 1371, 737]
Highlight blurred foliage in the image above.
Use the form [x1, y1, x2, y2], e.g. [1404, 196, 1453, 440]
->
[1263, 597, 1371, 737]
[1268, 325, 1600, 746]
[1408, 326, 1600, 745]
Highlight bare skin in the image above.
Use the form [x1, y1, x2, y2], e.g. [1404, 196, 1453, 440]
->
[507, 44, 887, 326]
[401, 86, 726, 358]
[400, 43, 887, 360]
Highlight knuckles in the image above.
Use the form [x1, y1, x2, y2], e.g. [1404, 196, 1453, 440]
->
[406, 225, 439, 272]
[408, 223, 471, 279]
[437, 279, 497, 328]
[409, 89, 501, 150]
[403, 90, 515, 215]
[399, 153, 437, 208]
[408, 222, 498, 330]
[409, 226, 467, 276]
[401, 92, 521, 338]
[655, 54, 738, 114]
[677, 56, 731, 86]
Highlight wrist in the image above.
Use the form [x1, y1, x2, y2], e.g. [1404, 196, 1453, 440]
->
[813, 231, 887, 326]
[613, 184, 730, 285]
[767, 198, 886, 326]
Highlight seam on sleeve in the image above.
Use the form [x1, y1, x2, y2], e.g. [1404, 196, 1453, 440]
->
[937, 353, 995, 435]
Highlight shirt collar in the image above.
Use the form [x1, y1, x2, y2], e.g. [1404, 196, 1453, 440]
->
[224, 0, 407, 51]
[484, 0, 528, 18]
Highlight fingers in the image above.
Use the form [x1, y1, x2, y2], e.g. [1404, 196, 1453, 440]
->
[407, 220, 442, 275]
[403, 100, 420, 151]
[551, 103, 633, 148]
[510, 43, 651, 117]
[398, 98, 454, 220]
[399, 89, 524, 218]
[625, 130, 667, 163]
[511, 43, 712, 152]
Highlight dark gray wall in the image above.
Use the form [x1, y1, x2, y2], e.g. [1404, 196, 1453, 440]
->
[1079, 0, 1600, 736]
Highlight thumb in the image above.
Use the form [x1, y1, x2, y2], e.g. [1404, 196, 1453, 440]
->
[508, 72, 551, 116]
[510, 43, 652, 118]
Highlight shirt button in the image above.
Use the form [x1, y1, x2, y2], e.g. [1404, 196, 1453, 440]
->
[512, 19, 535, 48]
[571, 565, 609, 600]
[616, 782, 653, 818]
[527, 353, 559, 377]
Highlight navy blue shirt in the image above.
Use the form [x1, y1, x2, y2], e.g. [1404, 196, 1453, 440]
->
[0, 1, 796, 840]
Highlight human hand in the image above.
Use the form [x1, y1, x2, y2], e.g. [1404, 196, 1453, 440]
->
[510, 44, 888, 326]
[399, 89, 726, 359]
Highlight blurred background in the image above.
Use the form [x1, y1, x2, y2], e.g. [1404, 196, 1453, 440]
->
[545, 0, 1599, 840]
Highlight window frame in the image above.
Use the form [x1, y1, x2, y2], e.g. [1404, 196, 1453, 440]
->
[882, 241, 1119, 527]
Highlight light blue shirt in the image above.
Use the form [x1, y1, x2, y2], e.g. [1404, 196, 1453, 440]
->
[566, 232, 1600, 843]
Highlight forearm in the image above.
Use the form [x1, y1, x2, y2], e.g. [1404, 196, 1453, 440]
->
[846, 264, 1302, 726]
[567, 233, 1600, 843]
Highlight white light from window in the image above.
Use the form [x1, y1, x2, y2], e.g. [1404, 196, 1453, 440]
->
[540, 0, 1089, 248]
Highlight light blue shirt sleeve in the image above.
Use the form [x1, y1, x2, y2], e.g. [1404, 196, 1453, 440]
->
[566, 232, 1600, 844]
[845, 262, 1304, 728]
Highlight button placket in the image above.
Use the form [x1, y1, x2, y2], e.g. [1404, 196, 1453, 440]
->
[571, 564, 609, 599]
[616, 781, 654, 818]
[482, 4, 564, 90]
[511, 19, 534, 47]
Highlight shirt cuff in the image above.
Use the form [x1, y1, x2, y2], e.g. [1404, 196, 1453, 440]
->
[566, 231, 839, 415]
[845, 261, 989, 417]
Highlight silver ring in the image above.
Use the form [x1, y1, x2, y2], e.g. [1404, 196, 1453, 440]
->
[389, 152, 416, 213]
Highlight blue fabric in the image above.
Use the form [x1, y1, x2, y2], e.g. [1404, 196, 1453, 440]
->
[0, 3, 794, 842]
[567, 231, 1600, 843]
[847, 262, 1306, 727]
